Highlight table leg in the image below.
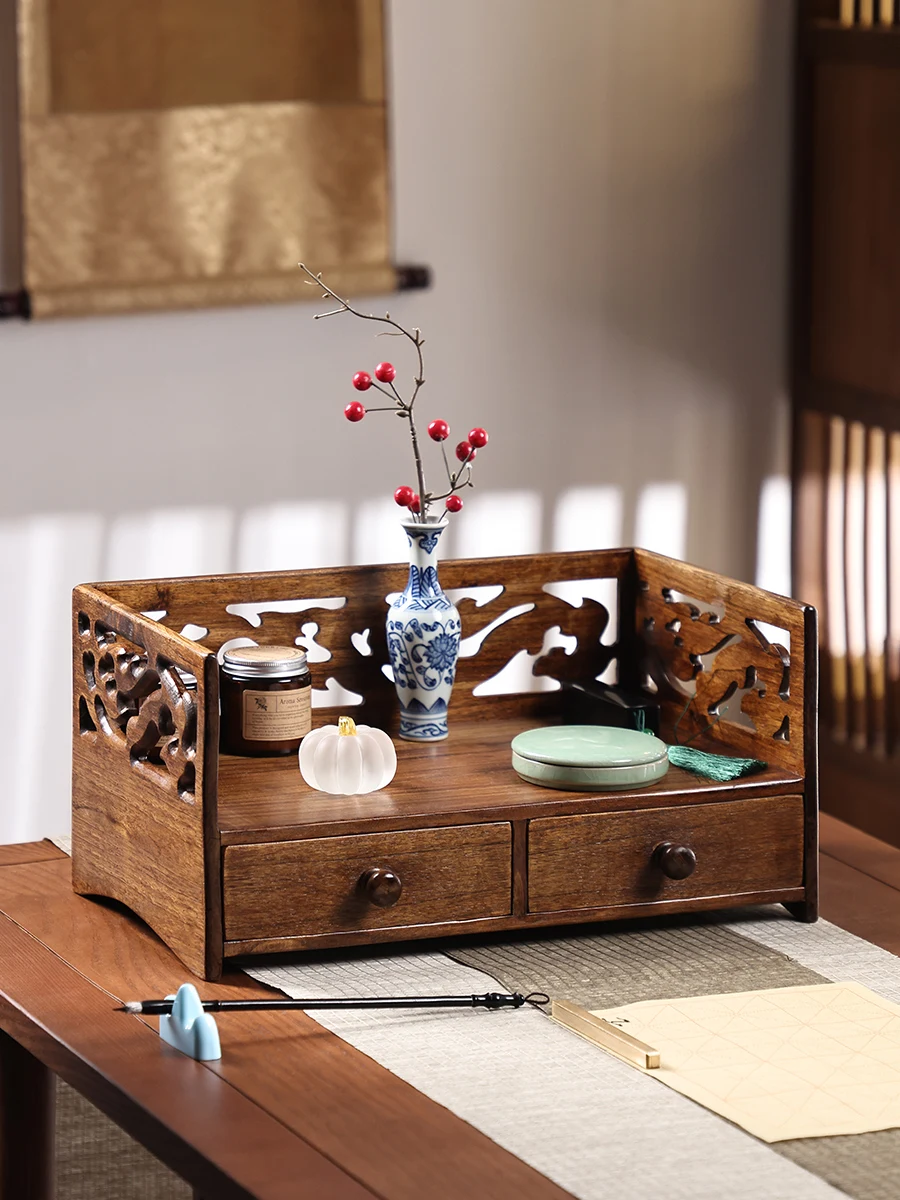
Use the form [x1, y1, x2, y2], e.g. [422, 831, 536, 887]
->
[0, 1031, 55, 1199]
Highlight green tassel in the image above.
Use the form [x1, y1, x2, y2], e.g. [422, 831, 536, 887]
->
[667, 745, 767, 781]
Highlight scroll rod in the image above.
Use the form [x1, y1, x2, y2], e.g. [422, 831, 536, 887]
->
[0, 268, 430, 321]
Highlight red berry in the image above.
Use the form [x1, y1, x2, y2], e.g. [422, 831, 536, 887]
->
[445, 495, 464, 513]
[409, 493, 421, 514]
[353, 371, 372, 391]
[394, 485, 414, 507]
[455, 440, 475, 462]
[344, 400, 366, 422]
[375, 362, 396, 383]
[468, 426, 488, 448]
[428, 419, 450, 442]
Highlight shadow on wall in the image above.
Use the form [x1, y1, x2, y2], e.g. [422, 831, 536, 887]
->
[504, 0, 794, 588]
[0, 481, 790, 844]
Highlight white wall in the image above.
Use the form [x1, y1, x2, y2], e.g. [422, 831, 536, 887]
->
[0, 0, 793, 841]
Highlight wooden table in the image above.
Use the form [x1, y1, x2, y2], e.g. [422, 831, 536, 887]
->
[1, 815, 897, 1200]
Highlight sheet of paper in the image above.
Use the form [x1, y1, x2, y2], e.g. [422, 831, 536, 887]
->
[596, 982, 900, 1142]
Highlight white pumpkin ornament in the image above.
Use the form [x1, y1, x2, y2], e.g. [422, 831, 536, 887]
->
[299, 716, 397, 795]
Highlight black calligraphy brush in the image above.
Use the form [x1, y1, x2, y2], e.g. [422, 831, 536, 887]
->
[116, 991, 548, 1015]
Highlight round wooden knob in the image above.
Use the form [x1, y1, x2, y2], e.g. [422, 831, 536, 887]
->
[654, 842, 697, 880]
[360, 867, 403, 908]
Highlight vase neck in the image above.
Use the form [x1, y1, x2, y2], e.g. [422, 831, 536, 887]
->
[403, 522, 447, 570]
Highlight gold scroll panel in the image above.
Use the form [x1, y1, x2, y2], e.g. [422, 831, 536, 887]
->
[19, 0, 392, 317]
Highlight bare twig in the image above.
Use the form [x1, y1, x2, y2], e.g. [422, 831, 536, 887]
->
[440, 440, 453, 487]
[299, 262, 431, 519]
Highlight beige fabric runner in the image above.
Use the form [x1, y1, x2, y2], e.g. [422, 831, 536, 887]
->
[247, 937, 844, 1200]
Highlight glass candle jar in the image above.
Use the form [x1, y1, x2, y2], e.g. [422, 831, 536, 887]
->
[220, 645, 312, 757]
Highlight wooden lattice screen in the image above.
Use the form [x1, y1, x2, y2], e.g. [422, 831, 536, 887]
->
[792, 1, 900, 844]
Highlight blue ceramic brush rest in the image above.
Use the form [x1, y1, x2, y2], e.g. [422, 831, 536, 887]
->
[159, 983, 221, 1061]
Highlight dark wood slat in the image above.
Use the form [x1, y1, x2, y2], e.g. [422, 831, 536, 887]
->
[792, 410, 828, 621]
[844, 419, 869, 748]
[888, 431, 900, 753]
[0, 842, 65, 867]
[865, 425, 888, 751]
[0, 1030, 55, 1200]
[806, 57, 900, 397]
[825, 415, 850, 742]
[799, 604, 821, 921]
[0, 859, 574, 1200]
[804, 23, 900, 68]
[797, 377, 900, 436]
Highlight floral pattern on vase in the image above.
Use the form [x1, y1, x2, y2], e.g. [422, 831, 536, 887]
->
[386, 521, 460, 741]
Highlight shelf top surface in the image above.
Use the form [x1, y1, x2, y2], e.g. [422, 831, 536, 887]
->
[217, 719, 803, 844]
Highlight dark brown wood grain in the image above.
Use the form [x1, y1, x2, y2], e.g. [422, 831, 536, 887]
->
[0, 1030, 55, 1199]
[223, 824, 512, 941]
[528, 797, 805, 914]
[73, 549, 815, 976]
[0, 858, 575, 1200]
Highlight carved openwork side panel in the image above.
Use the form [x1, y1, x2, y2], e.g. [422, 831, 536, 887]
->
[73, 596, 209, 801]
[100, 550, 631, 726]
[634, 551, 807, 775]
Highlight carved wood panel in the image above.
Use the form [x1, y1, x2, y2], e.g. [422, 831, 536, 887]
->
[99, 551, 631, 725]
[92, 548, 810, 770]
[634, 551, 808, 775]
[75, 609, 200, 799]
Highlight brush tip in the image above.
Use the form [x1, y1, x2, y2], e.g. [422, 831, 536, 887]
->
[120, 1001, 142, 1014]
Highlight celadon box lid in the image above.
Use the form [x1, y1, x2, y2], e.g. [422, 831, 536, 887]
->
[511, 725, 669, 792]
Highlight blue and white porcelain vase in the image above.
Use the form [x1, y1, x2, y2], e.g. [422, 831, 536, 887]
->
[386, 520, 461, 741]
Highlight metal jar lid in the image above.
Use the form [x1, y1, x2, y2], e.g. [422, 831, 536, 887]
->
[221, 645, 309, 679]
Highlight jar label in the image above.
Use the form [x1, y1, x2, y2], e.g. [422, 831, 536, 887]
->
[242, 688, 311, 741]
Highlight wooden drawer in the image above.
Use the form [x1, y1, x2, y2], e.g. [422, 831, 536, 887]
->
[223, 823, 512, 941]
[528, 796, 804, 913]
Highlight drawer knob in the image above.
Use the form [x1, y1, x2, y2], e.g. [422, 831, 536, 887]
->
[654, 842, 697, 880]
[360, 867, 403, 908]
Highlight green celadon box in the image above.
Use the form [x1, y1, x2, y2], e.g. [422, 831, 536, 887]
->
[511, 726, 669, 791]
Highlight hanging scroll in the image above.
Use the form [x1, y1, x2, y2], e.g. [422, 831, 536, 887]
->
[16, 0, 393, 317]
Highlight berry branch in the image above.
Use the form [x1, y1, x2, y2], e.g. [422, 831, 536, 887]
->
[299, 263, 488, 521]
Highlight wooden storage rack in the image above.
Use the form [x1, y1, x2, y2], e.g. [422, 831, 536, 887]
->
[71, 549, 817, 980]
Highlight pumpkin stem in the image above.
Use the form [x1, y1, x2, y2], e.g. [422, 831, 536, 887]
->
[338, 716, 358, 736]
